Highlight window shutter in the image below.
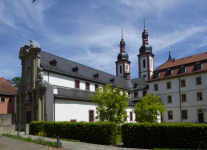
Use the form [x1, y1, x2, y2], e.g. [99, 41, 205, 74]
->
[185, 67, 187, 73]
[171, 70, 174, 75]
[201, 63, 204, 69]
[159, 72, 161, 77]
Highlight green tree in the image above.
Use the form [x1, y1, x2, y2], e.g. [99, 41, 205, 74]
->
[133, 93, 166, 123]
[91, 84, 128, 125]
[7, 77, 21, 89]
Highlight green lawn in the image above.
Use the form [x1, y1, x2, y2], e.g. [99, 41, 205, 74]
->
[116, 133, 122, 144]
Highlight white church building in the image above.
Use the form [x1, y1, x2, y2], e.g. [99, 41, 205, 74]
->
[15, 25, 207, 128]
[16, 27, 153, 126]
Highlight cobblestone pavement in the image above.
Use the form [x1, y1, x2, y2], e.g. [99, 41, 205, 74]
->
[0, 134, 149, 150]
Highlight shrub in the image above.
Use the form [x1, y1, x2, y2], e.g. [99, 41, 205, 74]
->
[30, 121, 117, 145]
[122, 123, 207, 149]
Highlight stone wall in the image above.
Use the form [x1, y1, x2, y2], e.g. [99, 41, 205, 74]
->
[25, 124, 30, 135]
[0, 114, 12, 125]
[0, 124, 15, 134]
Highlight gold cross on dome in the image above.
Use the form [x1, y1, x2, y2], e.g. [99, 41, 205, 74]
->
[168, 47, 171, 53]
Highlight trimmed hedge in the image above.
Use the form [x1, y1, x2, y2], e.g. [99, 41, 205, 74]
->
[30, 121, 116, 145]
[122, 123, 207, 149]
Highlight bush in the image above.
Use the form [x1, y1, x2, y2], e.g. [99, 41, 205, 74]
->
[30, 121, 117, 145]
[122, 123, 207, 149]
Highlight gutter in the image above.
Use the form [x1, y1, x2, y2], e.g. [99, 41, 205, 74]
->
[54, 95, 56, 122]
[178, 76, 182, 123]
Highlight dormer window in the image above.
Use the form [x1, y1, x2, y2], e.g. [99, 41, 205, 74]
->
[110, 78, 115, 83]
[194, 62, 203, 71]
[72, 66, 79, 73]
[49, 59, 57, 67]
[179, 65, 186, 74]
[134, 83, 138, 88]
[93, 73, 99, 79]
[153, 71, 160, 78]
[166, 68, 173, 76]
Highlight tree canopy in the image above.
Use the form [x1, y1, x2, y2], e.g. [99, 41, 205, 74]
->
[91, 84, 129, 125]
[133, 93, 166, 123]
[7, 77, 21, 89]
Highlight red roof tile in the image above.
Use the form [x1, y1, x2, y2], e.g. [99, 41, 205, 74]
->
[157, 52, 207, 70]
[148, 54, 207, 82]
[0, 77, 17, 95]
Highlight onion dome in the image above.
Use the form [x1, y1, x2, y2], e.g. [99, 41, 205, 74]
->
[117, 52, 129, 61]
[139, 44, 152, 54]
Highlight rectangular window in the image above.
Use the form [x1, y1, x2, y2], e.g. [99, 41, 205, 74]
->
[182, 110, 188, 120]
[143, 91, 147, 96]
[154, 84, 158, 91]
[128, 92, 131, 97]
[89, 110, 94, 122]
[181, 94, 187, 102]
[120, 66, 122, 74]
[168, 111, 173, 120]
[180, 79, 186, 87]
[196, 77, 202, 85]
[85, 82, 90, 91]
[95, 84, 99, 91]
[1, 98, 5, 103]
[196, 64, 201, 70]
[166, 82, 171, 89]
[143, 75, 146, 77]
[130, 111, 133, 121]
[70, 119, 77, 122]
[197, 92, 203, 101]
[75, 80, 80, 89]
[8, 98, 13, 103]
[134, 92, 138, 98]
[167, 95, 172, 103]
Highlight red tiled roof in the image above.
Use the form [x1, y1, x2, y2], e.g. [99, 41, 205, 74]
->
[0, 77, 17, 95]
[148, 52, 207, 82]
[157, 52, 207, 70]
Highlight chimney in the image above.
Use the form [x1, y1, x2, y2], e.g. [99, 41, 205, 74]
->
[172, 58, 175, 62]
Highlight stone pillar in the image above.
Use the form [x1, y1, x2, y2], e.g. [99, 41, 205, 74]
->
[36, 90, 42, 121]
[19, 95, 23, 123]
[31, 91, 35, 121]
[44, 90, 46, 121]
[42, 90, 45, 121]
[16, 96, 19, 123]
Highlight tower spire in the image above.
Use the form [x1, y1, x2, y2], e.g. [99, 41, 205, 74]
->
[121, 28, 123, 39]
[167, 47, 173, 62]
[144, 17, 145, 30]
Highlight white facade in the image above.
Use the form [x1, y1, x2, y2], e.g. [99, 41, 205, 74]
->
[149, 72, 207, 123]
[42, 71, 136, 122]
[139, 54, 154, 80]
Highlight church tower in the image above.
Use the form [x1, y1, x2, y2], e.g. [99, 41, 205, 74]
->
[137, 20, 155, 80]
[115, 31, 131, 80]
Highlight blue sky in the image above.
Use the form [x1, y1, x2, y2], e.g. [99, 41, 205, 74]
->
[1, 0, 207, 80]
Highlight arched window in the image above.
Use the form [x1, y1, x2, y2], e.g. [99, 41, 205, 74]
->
[120, 66, 122, 73]
[143, 59, 146, 68]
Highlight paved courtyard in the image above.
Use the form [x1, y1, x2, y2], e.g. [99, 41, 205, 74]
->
[0, 134, 148, 150]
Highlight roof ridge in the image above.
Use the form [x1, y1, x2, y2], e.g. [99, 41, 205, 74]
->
[173, 51, 207, 60]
